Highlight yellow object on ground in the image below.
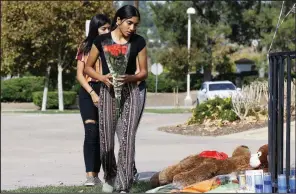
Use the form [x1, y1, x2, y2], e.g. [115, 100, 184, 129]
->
[177, 178, 216, 193]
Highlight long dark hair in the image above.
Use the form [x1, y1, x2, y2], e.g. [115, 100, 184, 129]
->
[111, 5, 141, 31]
[79, 14, 111, 55]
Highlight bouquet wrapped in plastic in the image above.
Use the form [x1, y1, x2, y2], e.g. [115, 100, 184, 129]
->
[103, 44, 130, 119]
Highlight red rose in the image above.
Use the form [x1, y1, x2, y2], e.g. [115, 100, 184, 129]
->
[104, 44, 128, 57]
[121, 46, 128, 55]
[103, 45, 110, 52]
[110, 46, 119, 56]
[112, 48, 119, 56]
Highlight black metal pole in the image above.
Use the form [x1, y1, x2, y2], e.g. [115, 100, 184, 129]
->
[278, 56, 284, 176]
[267, 52, 296, 191]
[272, 55, 278, 190]
[268, 55, 275, 189]
[268, 56, 273, 165]
[286, 55, 291, 180]
[272, 55, 279, 190]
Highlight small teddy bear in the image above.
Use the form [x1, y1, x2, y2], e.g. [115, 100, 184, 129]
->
[250, 144, 268, 172]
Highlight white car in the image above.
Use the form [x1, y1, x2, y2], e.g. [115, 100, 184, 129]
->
[196, 81, 241, 104]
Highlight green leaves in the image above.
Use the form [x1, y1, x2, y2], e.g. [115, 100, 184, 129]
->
[149, 1, 192, 46]
[157, 46, 203, 83]
[149, 0, 294, 82]
[149, 1, 237, 80]
[1, 1, 116, 76]
[243, 2, 295, 52]
[189, 97, 238, 124]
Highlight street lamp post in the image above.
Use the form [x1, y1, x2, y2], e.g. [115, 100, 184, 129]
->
[184, 7, 196, 106]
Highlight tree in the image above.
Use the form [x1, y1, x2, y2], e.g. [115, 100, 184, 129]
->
[217, 0, 259, 45]
[149, 1, 233, 81]
[238, 1, 295, 71]
[149, 1, 193, 47]
[149, 0, 293, 82]
[2, 1, 115, 110]
[157, 46, 203, 89]
[259, 2, 295, 52]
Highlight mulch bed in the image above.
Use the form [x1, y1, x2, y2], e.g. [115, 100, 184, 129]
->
[158, 120, 270, 137]
[159, 114, 296, 136]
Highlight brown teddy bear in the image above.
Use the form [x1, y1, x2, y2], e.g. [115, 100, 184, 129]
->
[150, 145, 252, 188]
[250, 144, 268, 172]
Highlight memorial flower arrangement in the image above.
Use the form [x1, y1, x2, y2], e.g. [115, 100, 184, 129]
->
[103, 44, 130, 118]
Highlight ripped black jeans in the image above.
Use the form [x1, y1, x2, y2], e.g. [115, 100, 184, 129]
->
[78, 82, 101, 173]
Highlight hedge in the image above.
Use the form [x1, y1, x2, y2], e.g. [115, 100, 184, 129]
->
[1, 76, 45, 102]
[32, 91, 77, 109]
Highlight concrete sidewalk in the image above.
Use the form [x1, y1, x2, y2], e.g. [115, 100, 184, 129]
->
[1, 102, 40, 111]
[1, 102, 195, 112]
[1, 112, 295, 190]
[1, 91, 198, 111]
[218, 121, 296, 141]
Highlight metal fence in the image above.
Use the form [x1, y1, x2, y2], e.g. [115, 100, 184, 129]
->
[268, 51, 296, 192]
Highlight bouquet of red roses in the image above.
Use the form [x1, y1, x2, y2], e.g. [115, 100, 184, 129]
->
[103, 44, 130, 118]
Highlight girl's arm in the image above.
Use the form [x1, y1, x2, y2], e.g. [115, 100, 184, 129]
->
[133, 46, 148, 81]
[135, 55, 141, 85]
[76, 55, 93, 94]
[76, 55, 100, 106]
[97, 58, 103, 77]
[84, 45, 101, 81]
[84, 45, 113, 87]
[118, 46, 148, 83]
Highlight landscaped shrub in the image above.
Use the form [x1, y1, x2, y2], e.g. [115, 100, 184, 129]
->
[188, 97, 238, 124]
[146, 72, 186, 93]
[232, 81, 269, 120]
[32, 91, 77, 109]
[1, 76, 45, 102]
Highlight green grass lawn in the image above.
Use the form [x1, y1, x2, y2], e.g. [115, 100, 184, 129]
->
[144, 108, 192, 114]
[2, 110, 80, 114]
[2, 108, 192, 114]
[1, 182, 152, 193]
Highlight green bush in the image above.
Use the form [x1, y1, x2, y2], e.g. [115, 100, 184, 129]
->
[188, 97, 238, 124]
[1, 76, 45, 102]
[219, 109, 238, 121]
[242, 76, 267, 86]
[146, 72, 186, 93]
[145, 72, 203, 93]
[32, 91, 77, 109]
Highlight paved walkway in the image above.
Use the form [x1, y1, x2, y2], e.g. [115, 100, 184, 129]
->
[219, 121, 296, 141]
[1, 112, 295, 190]
[1, 91, 198, 111]
[0, 102, 195, 111]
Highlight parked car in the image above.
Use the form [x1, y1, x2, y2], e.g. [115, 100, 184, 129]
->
[196, 81, 241, 104]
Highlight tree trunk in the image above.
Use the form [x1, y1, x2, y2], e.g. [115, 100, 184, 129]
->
[203, 65, 212, 81]
[176, 86, 179, 106]
[203, 36, 213, 81]
[58, 63, 64, 111]
[41, 65, 51, 111]
[134, 0, 139, 9]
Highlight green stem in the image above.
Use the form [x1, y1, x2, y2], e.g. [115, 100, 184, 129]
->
[115, 97, 121, 121]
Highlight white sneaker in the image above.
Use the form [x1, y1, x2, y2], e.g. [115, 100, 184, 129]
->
[102, 178, 115, 193]
[102, 182, 114, 193]
[84, 176, 95, 186]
